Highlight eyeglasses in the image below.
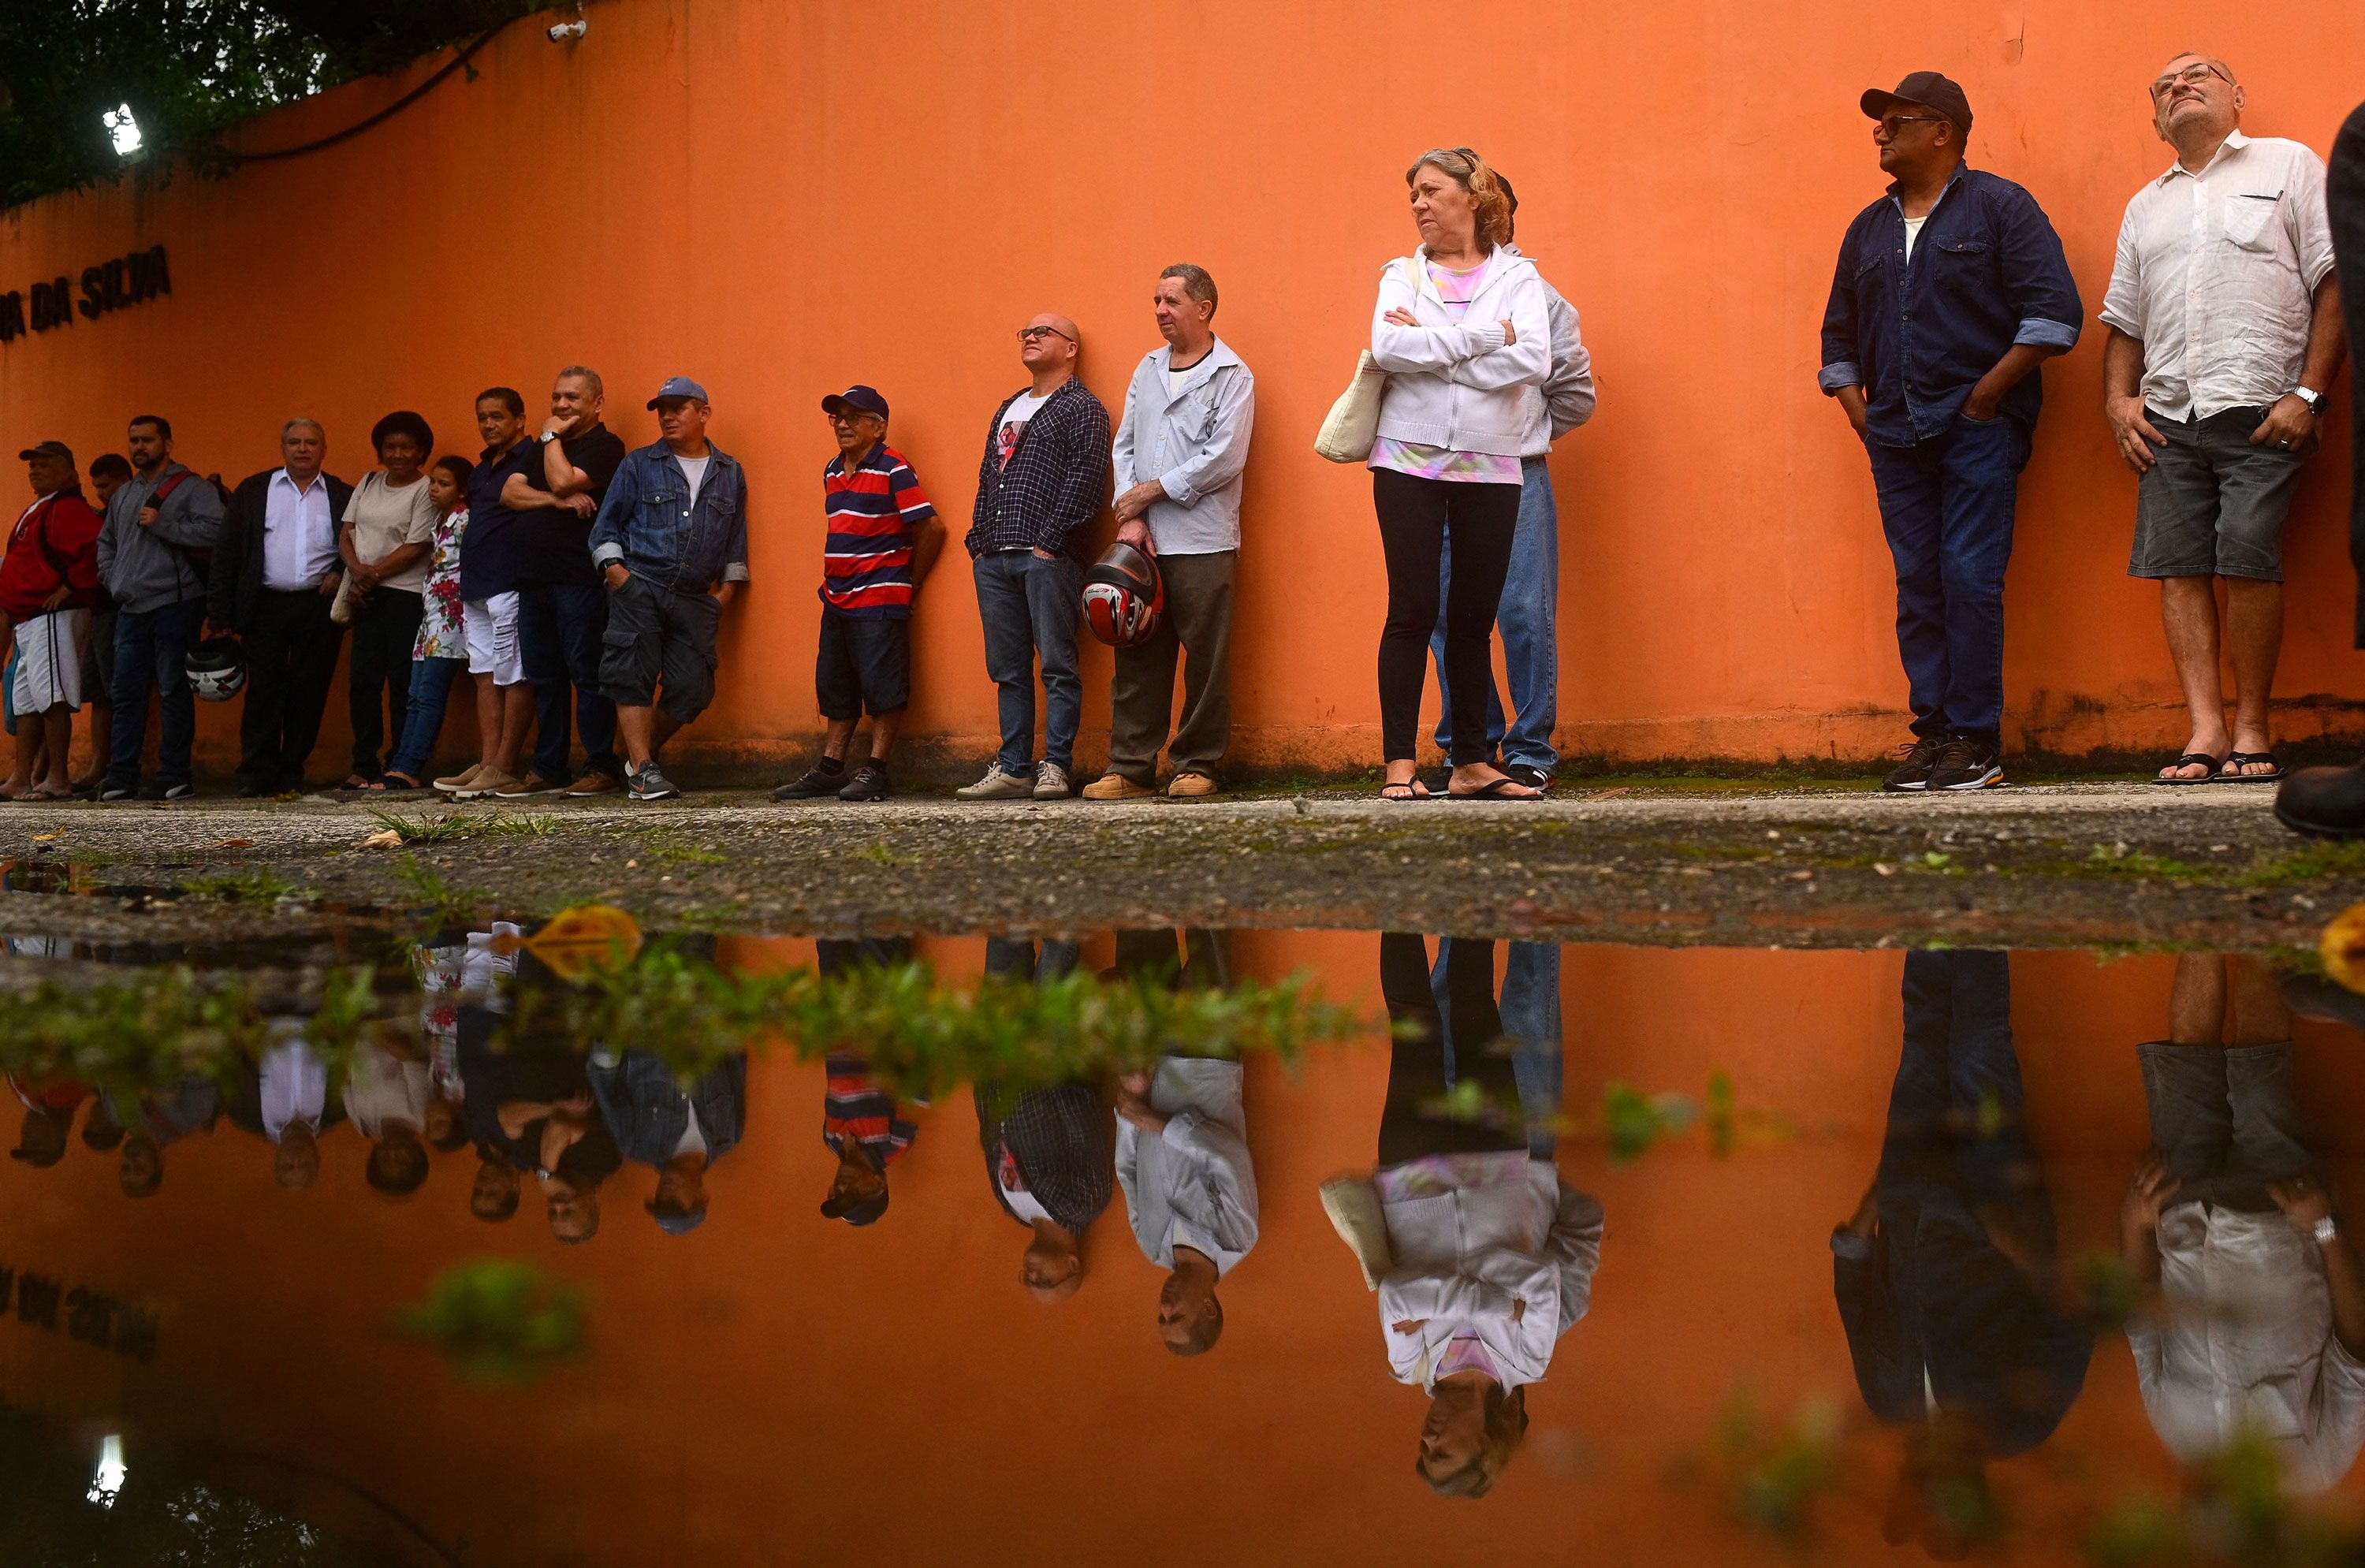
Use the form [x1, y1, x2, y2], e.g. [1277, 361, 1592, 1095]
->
[1874, 114, 1948, 140]
[1016, 326, 1074, 345]
[2151, 61, 2231, 101]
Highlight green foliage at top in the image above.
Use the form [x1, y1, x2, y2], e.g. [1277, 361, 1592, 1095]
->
[0, 2, 536, 208]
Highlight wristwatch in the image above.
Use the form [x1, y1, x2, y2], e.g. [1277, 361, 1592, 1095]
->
[2317, 1215, 2339, 1246]
[2293, 386, 2328, 417]
[539, 430, 561, 444]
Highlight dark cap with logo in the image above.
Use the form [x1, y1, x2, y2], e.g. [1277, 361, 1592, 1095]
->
[17, 440, 74, 466]
[821, 1187, 890, 1227]
[1862, 71, 1972, 138]
[821, 385, 891, 423]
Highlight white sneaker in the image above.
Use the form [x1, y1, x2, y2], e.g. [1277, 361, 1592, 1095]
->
[954, 765, 1035, 801]
[1032, 762, 1072, 800]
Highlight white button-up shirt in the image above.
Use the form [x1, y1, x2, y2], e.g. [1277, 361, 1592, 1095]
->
[262, 468, 337, 591]
[2130, 1203, 2365, 1495]
[259, 1032, 328, 1140]
[1113, 1057, 1260, 1275]
[2099, 130, 2336, 422]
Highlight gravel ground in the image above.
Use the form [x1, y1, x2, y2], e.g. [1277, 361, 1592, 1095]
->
[0, 780, 2350, 954]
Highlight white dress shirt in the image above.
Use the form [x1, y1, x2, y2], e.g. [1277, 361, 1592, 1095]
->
[1113, 1057, 1260, 1275]
[262, 468, 338, 590]
[2099, 131, 2337, 422]
[2130, 1203, 2365, 1495]
[345, 1043, 429, 1138]
[259, 1031, 328, 1140]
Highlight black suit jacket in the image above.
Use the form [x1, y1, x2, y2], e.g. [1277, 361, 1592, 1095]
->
[210, 468, 353, 634]
[975, 1081, 1113, 1235]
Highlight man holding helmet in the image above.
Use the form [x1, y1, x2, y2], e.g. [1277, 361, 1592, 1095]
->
[1088, 264, 1256, 801]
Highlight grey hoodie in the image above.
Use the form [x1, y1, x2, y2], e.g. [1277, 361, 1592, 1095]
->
[95, 464, 224, 615]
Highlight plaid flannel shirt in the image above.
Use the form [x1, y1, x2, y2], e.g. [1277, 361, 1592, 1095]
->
[965, 378, 1112, 558]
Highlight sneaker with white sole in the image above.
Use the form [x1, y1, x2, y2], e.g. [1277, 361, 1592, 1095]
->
[625, 762, 679, 801]
[1927, 737, 2004, 791]
[954, 765, 1035, 801]
[451, 769, 520, 801]
[433, 764, 485, 795]
[1032, 762, 1073, 799]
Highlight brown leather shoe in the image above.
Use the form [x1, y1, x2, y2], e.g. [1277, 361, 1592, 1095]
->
[561, 771, 622, 797]
[1167, 772, 1219, 799]
[1082, 773, 1156, 801]
[493, 773, 564, 799]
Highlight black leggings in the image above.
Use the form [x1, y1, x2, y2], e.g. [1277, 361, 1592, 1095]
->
[1373, 468, 1521, 765]
[2333, 99, 2365, 644]
[1376, 932, 1526, 1166]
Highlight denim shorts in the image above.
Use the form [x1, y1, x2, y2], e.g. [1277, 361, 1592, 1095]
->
[2128, 406, 2309, 583]
[815, 607, 910, 720]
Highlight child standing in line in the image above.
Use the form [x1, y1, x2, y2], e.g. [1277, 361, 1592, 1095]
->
[378, 456, 474, 792]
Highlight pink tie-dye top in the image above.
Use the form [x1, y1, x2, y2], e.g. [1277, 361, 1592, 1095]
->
[1369, 258, 1525, 485]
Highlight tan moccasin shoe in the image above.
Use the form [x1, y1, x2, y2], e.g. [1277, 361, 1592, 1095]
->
[432, 763, 485, 794]
[1082, 773, 1157, 801]
[1167, 772, 1219, 799]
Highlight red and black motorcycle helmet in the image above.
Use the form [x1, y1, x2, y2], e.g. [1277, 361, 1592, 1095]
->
[1081, 540, 1164, 647]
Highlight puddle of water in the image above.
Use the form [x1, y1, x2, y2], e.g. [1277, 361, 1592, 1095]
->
[2, 907, 2364, 1564]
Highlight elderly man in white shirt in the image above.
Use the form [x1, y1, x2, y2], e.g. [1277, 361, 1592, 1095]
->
[1090, 264, 1256, 802]
[2123, 954, 2365, 1494]
[1115, 1056, 1257, 1356]
[209, 419, 353, 796]
[2101, 54, 2346, 787]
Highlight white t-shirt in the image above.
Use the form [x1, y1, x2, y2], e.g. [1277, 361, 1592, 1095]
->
[676, 455, 710, 501]
[998, 1146, 1053, 1224]
[995, 392, 1052, 470]
[1904, 214, 1930, 262]
[671, 1103, 708, 1160]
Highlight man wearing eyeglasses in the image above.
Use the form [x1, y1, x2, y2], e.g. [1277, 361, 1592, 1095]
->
[2101, 54, 2343, 788]
[957, 313, 1112, 801]
[1820, 71, 2081, 796]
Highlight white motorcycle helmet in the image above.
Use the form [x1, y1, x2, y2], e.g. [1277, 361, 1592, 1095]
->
[185, 636, 247, 702]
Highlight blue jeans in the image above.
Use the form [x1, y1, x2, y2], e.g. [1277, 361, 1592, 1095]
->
[517, 581, 619, 783]
[385, 656, 467, 784]
[972, 550, 1082, 774]
[103, 598, 203, 790]
[1431, 456, 1559, 773]
[1432, 937, 1564, 1159]
[1864, 418, 2032, 747]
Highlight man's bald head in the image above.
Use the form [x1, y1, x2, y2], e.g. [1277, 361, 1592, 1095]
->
[1017, 311, 1082, 380]
[2151, 51, 2244, 144]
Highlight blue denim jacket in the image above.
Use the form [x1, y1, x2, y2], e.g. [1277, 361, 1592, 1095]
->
[1819, 165, 2082, 447]
[588, 440, 751, 594]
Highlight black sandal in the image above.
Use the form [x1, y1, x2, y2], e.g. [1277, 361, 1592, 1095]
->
[2220, 750, 2285, 784]
[2151, 752, 2225, 786]
[1379, 780, 1430, 803]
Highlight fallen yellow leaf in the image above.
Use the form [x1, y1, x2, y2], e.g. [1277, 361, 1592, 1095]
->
[360, 829, 404, 849]
[28, 832, 59, 842]
[2322, 903, 2365, 993]
[490, 904, 644, 981]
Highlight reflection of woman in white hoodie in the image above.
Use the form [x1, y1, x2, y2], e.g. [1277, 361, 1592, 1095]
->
[1372, 933, 1602, 1497]
[1368, 147, 1551, 803]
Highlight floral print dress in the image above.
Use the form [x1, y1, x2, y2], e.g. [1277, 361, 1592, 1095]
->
[412, 505, 468, 660]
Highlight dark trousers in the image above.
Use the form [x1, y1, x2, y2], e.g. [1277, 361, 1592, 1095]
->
[972, 550, 1082, 774]
[346, 586, 423, 778]
[103, 598, 202, 791]
[1376, 933, 1526, 1166]
[1864, 419, 2032, 748]
[2333, 99, 2365, 643]
[239, 588, 345, 789]
[1883, 950, 2039, 1209]
[518, 581, 619, 782]
[1372, 469, 1520, 765]
[2137, 1040, 2310, 1214]
[1107, 549, 1234, 784]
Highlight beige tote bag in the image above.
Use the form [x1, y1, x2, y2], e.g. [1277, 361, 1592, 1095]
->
[1313, 259, 1416, 464]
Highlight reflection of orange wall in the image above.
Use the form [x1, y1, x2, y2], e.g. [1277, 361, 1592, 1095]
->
[8, 942, 2365, 1563]
[3, 2, 2363, 779]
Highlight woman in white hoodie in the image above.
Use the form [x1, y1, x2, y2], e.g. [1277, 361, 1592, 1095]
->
[1369, 148, 1551, 801]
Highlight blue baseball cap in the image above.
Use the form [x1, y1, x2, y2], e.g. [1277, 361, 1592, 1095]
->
[646, 375, 710, 409]
[821, 385, 891, 422]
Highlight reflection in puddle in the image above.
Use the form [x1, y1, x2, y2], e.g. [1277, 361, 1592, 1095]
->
[6, 914, 2365, 1563]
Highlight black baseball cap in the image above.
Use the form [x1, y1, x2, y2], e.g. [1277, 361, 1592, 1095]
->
[821, 1187, 889, 1227]
[821, 385, 890, 422]
[1862, 71, 1973, 138]
[17, 440, 73, 465]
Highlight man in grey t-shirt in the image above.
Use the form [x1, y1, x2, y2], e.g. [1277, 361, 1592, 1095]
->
[1090, 264, 1255, 802]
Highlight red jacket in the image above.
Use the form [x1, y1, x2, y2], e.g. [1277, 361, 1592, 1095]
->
[0, 488, 102, 621]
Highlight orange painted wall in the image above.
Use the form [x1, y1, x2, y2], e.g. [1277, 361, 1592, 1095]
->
[6, 940, 2365, 1564]
[2, 0, 2361, 778]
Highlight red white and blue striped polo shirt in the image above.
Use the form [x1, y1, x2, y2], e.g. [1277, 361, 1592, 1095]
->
[821, 444, 935, 620]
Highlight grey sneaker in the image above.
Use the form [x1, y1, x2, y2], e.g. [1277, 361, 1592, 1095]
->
[625, 762, 679, 801]
[955, 765, 1035, 801]
[1032, 762, 1073, 800]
